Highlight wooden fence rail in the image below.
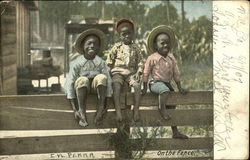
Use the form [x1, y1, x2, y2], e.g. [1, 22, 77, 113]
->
[0, 91, 213, 159]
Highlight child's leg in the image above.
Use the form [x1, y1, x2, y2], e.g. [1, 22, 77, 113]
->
[75, 76, 90, 127]
[132, 82, 141, 122]
[92, 74, 108, 124]
[159, 92, 171, 120]
[165, 83, 188, 139]
[76, 86, 88, 127]
[112, 74, 124, 122]
[113, 82, 123, 121]
[150, 81, 171, 120]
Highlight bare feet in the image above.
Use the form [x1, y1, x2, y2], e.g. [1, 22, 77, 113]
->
[94, 107, 104, 125]
[74, 111, 79, 119]
[173, 131, 188, 139]
[79, 118, 88, 127]
[78, 110, 88, 127]
[133, 109, 140, 122]
[160, 108, 171, 121]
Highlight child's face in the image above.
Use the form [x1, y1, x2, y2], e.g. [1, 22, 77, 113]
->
[83, 35, 100, 58]
[155, 33, 171, 56]
[119, 24, 134, 45]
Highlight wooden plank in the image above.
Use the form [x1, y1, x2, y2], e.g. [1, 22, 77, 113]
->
[2, 76, 16, 95]
[0, 134, 114, 155]
[127, 91, 213, 106]
[1, 14, 16, 24]
[1, 33, 16, 46]
[2, 63, 16, 80]
[1, 43, 16, 56]
[0, 91, 211, 110]
[1, 23, 16, 35]
[142, 158, 213, 160]
[134, 109, 213, 126]
[0, 107, 117, 130]
[0, 94, 128, 110]
[0, 107, 212, 130]
[2, 54, 16, 66]
[132, 137, 213, 150]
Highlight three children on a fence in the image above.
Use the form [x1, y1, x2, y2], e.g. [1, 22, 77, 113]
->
[64, 18, 188, 139]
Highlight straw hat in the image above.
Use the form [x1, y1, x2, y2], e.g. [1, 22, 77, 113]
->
[74, 29, 106, 56]
[147, 25, 176, 54]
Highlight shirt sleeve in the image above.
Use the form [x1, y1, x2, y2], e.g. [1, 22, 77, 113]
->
[142, 56, 153, 83]
[136, 47, 144, 73]
[101, 60, 113, 97]
[106, 45, 116, 69]
[172, 56, 181, 82]
[64, 61, 79, 99]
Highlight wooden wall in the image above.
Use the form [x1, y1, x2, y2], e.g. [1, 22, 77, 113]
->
[16, 2, 31, 68]
[0, 2, 17, 95]
[0, 1, 37, 95]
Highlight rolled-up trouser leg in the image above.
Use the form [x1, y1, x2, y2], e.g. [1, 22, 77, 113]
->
[93, 74, 107, 110]
[74, 77, 89, 113]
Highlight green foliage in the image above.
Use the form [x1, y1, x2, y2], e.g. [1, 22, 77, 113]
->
[106, 119, 168, 159]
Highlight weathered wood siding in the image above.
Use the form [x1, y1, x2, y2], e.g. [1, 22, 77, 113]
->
[0, 2, 17, 95]
[0, 1, 37, 95]
[16, 2, 31, 68]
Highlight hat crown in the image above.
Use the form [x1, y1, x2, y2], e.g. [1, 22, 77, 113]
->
[74, 29, 106, 56]
[147, 25, 176, 54]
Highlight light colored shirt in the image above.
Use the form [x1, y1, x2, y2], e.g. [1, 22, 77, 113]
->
[64, 55, 113, 99]
[106, 42, 144, 74]
[142, 52, 181, 83]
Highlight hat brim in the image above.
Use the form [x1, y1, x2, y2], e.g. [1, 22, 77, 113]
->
[74, 29, 106, 56]
[147, 25, 176, 54]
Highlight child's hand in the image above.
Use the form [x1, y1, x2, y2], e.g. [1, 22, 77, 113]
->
[179, 88, 188, 95]
[110, 53, 117, 60]
[135, 71, 142, 81]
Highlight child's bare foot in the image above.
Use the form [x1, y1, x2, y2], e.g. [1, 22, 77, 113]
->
[94, 108, 104, 125]
[160, 108, 171, 120]
[78, 110, 88, 127]
[79, 118, 88, 127]
[133, 110, 140, 122]
[74, 111, 80, 120]
[173, 131, 188, 139]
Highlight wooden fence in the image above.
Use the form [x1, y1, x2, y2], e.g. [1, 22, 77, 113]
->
[0, 91, 213, 159]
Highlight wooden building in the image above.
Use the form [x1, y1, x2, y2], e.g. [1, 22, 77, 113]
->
[0, 1, 38, 95]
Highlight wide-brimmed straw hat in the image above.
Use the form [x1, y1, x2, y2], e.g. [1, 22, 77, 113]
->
[115, 18, 134, 32]
[74, 29, 106, 56]
[147, 25, 176, 54]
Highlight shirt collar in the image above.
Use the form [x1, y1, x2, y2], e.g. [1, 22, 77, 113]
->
[80, 55, 102, 67]
[153, 52, 173, 61]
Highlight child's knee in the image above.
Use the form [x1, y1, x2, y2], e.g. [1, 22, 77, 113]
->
[74, 76, 89, 89]
[93, 74, 107, 87]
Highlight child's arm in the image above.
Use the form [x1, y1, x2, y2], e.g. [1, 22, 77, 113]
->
[101, 61, 113, 97]
[65, 62, 80, 112]
[175, 81, 188, 94]
[65, 62, 79, 99]
[134, 47, 144, 82]
[172, 57, 187, 94]
[142, 56, 153, 95]
[106, 45, 117, 70]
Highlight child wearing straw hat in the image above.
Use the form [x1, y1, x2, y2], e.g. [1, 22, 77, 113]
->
[142, 25, 188, 139]
[64, 29, 112, 127]
[106, 19, 144, 122]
